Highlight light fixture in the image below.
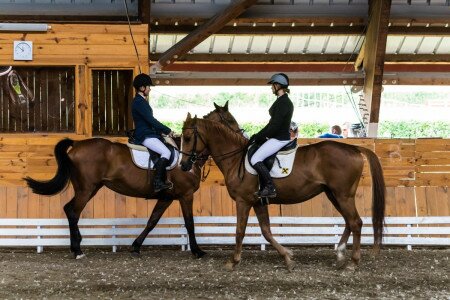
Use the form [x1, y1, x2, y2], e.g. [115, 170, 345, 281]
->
[0, 23, 50, 32]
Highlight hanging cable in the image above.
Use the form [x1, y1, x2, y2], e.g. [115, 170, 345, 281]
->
[123, 0, 142, 74]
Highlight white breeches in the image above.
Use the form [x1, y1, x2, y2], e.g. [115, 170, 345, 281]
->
[142, 138, 171, 160]
[250, 138, 290, 166]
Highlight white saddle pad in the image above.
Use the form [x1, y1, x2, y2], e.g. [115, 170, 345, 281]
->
[245, 146, 298, 178]
[128, 139, 179, 170]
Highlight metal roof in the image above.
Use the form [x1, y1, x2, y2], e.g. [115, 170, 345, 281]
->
[151, 34, 450, 55]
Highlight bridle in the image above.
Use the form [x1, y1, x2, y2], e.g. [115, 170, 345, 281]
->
[181, 124, 244, 165]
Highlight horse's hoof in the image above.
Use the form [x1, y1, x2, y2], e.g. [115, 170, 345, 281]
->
[75, 254, 86, 260]
[224, 261, 236, 272]
[286, 259, 296, 272]
[336, 259, 347, 270]
[192, 250, 207, 259]
[130, 251, 140, 258]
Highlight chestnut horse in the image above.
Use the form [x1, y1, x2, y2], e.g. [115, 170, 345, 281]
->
[24, 102, 240, 259]
[180, 115, 386, 270]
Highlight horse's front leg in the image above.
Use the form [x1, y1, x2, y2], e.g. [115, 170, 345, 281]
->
[131, 199, 173, 256]
[225, 198, 252, 271]
[253, 203, 295, 271]
[179, 194, 206, 258]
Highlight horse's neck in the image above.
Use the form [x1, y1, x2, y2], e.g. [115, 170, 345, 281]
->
[205, 123, 245, 179]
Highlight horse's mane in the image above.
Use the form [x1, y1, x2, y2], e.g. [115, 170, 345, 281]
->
[197, 118, 247, 148]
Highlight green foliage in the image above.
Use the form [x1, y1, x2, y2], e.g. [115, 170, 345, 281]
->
[162, 120, 450, 139]
[379, 121, 450, 138]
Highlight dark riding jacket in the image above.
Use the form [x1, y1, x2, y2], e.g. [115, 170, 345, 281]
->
[131, 94, 171, 145]
[254, 93, 294, 144]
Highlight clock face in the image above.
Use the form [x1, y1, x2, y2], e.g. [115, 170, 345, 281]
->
[14, 41, 33, 61]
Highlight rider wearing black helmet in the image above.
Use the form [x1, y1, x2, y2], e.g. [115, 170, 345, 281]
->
[249, 73, 294, 199]
[131, 73, 174, 193]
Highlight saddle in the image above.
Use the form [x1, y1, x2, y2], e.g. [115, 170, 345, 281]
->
[245, 139, 298, 178]
[126, 130, 179, 170]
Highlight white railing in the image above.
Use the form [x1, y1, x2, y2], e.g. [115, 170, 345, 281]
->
[0, 217, 449, 253]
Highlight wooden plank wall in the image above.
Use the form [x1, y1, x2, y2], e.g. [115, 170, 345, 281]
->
[0, 24, 148, 67]
[0, 136, 448, 219]
[0, 23, 448, 220]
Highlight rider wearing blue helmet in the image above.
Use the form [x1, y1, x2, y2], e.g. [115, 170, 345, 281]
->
[250, 73, 294, 198]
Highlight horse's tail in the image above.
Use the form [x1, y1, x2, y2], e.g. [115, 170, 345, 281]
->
[24, 138, 74, 195]
[357, 146, 386, 252]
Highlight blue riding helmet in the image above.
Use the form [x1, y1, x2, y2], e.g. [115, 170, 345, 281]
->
[267, 73, 289, 87]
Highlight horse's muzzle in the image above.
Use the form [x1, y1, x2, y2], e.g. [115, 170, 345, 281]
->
[180, 161, 192, 172]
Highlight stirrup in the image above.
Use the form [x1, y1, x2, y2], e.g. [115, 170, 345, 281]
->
[154, 180, 173, 193]
[258, 186, 276, 198]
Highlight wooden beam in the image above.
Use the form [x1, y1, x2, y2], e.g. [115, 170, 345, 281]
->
[363, 0, 392, 137]
[150, 53, 450, 64]
[138, 0, 151, 25]
[153, 78, 365, 86]
[151, 25, 366, 35]
[150, 54, 355, 63]
[151, 24, 450, 36]
[138, 0, 151, 71]
[151, 0, 259, 73]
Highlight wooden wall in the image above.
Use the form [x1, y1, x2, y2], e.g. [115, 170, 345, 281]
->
[0, 23, 448, 220]
[0, 23, 148, 136]
[0, 136, 448, 219]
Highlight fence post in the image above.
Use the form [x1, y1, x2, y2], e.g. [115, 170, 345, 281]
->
[112, 225, 117, 253]
[407, 224, 412, 251]
[37, 225, 43, 253]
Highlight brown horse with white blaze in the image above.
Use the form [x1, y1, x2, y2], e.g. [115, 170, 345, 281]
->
[180, 114, 386, 270]
[24, 103, 240, 259]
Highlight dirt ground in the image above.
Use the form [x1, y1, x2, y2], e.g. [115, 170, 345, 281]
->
[0, 246, 449, 299]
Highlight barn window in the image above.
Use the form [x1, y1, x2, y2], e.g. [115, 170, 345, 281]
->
[91, 69, 133, 136]
[0, 66, 75, 133]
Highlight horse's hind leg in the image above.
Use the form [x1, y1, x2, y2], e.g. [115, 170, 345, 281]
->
[335, 194, 362, 269]
[63, 190, 95, 259]
[253, 203, 295, 271]
[131, 199, 173, 256]
[324, 189, 351, 266]
[179, 194, 206, 258]
[225, 198, 252, 271]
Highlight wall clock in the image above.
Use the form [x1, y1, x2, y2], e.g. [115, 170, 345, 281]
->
[13, 41, 33, 61]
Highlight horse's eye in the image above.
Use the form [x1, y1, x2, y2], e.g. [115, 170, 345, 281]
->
[183, 137, 191, 143]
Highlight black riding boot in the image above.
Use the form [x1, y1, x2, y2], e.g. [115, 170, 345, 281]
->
[154, 158, 173, 193]
[252, 162, 276, 198]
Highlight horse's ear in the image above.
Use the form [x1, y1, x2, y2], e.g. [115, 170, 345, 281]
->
[224, 100, 229, 111]
[194, 114, 198, 120]
[186, 112, 192, 121]
[214, 102, 220, 110]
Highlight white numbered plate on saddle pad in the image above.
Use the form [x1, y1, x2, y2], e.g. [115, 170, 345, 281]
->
[245, 146, 297, 178]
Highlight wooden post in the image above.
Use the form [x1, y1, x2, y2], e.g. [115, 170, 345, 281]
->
[359, 0, 391, 137]
[151, 0, 258, 74]
[139, 0, 151, 73]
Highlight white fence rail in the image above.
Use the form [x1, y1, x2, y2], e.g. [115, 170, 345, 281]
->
[0, 217, 449, 253]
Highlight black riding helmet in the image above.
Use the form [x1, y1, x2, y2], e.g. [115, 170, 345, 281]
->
[133, 73, 154, 90]
[267, 73, 289, 88]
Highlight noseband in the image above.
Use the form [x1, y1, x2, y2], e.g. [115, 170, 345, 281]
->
[181, 126, 208, 165]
